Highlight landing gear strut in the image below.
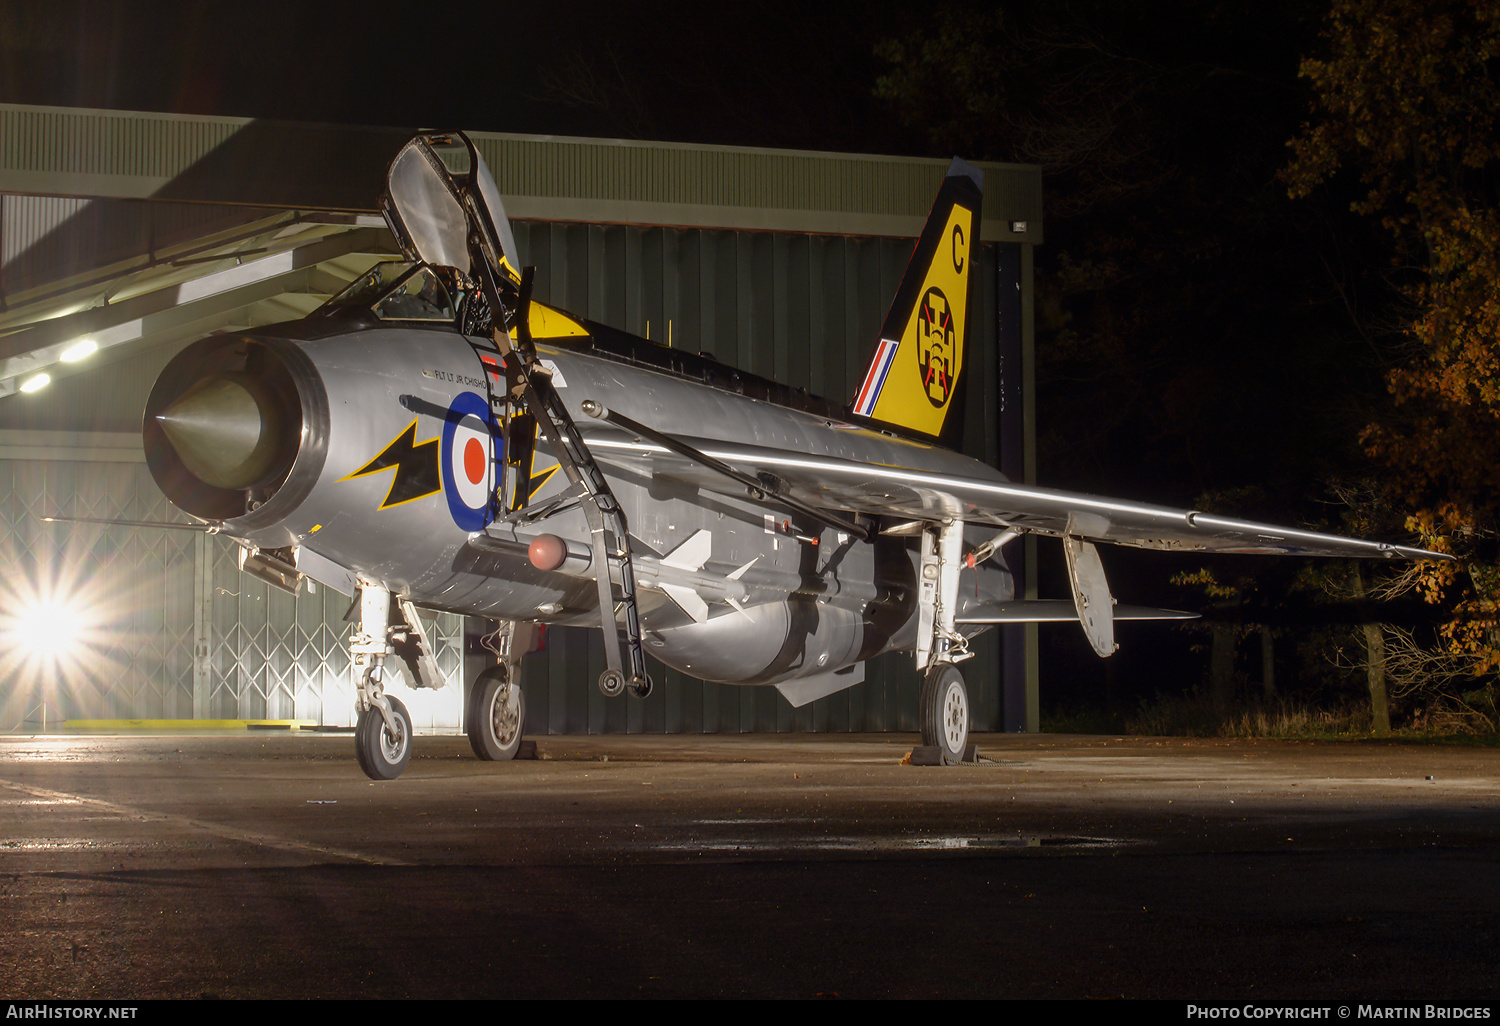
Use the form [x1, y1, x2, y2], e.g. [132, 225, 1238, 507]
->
[350, 580, 447, 781]
[913, 514, 974, 765]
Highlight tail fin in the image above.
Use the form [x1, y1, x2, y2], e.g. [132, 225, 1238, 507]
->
[851, 158, 983, 441]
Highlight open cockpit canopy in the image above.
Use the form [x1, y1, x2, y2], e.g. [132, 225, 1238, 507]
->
[381, 132, 520, 289]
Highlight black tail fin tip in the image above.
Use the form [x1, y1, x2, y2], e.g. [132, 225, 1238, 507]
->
[946, 157, 984, 191]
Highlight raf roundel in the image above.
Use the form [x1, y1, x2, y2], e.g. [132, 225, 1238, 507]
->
[441, 391, 499, 531]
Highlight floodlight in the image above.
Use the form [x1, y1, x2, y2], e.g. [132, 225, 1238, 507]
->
[61, 339, 98, 362]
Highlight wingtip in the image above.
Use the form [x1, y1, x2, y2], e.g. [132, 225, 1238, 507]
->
[1381, 541, 1458, 562]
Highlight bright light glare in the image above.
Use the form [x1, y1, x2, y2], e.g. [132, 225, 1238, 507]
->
[19, 373, 50, 393]
[11, 601, 83, 658]
[0, 568, 115, 698]
[60, 339, 97, 362]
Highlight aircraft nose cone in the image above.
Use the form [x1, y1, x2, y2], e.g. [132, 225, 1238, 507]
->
[155, 373, 286, 489]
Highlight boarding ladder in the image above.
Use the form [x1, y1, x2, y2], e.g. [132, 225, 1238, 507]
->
[468, 272, 649, 698]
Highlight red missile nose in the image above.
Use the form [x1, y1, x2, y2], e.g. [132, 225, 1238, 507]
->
[528, 534, 568, 571]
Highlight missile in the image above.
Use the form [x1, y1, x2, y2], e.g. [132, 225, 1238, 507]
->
[485, 530, 755, 623]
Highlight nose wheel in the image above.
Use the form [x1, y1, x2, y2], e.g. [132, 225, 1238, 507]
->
[356, 693, 413, 780]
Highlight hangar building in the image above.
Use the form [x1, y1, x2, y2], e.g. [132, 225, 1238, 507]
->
[0, 103, 1042, 737]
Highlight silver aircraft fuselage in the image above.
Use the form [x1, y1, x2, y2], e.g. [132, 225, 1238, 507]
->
[145, 315, 1012, 689]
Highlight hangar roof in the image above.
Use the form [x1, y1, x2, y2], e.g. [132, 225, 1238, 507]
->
[0, 103, 1042, 236]
[0, 102, 1041, 410]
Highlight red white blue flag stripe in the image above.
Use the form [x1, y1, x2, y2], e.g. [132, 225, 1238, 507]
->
[853, 339, 899, 418]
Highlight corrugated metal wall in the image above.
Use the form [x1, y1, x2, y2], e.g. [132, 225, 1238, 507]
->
[475, 135, 1043, 235]
[0, 104, 1043, 241]
[510, 221, 1015, 734]
[0, 106, 246, 191]
[0, 451, 466, 732]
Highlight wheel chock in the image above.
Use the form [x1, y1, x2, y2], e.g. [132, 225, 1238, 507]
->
[907, 744, 978, 766]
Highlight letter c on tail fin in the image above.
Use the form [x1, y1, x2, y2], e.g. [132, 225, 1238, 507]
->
[851, 158, 983, 441]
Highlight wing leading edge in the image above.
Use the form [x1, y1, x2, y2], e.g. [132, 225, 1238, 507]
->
[584, 431, 1450, 562]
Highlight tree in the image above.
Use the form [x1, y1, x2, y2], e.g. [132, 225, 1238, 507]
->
[876, 2, 1390, 506]
[1286, 0, 1500, 694]
[877, 3, 1425, 714]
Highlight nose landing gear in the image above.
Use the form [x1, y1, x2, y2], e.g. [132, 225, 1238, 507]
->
[355, 687, 413, 780]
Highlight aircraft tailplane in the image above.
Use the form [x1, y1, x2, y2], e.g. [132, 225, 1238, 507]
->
[850, 159, 983, 443]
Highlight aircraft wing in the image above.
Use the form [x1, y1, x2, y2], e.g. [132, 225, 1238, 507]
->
[584, 431, 1450, 561]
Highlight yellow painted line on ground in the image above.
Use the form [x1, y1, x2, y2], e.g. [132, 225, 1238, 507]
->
[64, 719, 317, 730]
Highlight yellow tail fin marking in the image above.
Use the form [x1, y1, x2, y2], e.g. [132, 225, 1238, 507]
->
[868, 201, 977, 438]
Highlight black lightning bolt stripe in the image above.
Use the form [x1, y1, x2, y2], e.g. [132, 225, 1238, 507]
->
[527, 464, 561, 497]
[344, 420, 441, 509]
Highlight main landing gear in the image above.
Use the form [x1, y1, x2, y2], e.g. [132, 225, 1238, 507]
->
[352, 658, 531, 779]
[919, 662, 970, 766]
[467, 664, 525, 761]
[913, 515, 975, 766]
[465, 618, 529, 763]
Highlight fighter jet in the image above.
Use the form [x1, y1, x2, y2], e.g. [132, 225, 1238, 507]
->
[139, 132, 1447, 779]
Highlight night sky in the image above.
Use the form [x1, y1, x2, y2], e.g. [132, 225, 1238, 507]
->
[0, 0, 915, 152]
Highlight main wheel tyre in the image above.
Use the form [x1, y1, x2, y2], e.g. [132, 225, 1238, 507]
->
[467, 667, 525, 761]
[355, 695, 413, 780]
[919, 662, 969, 765]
